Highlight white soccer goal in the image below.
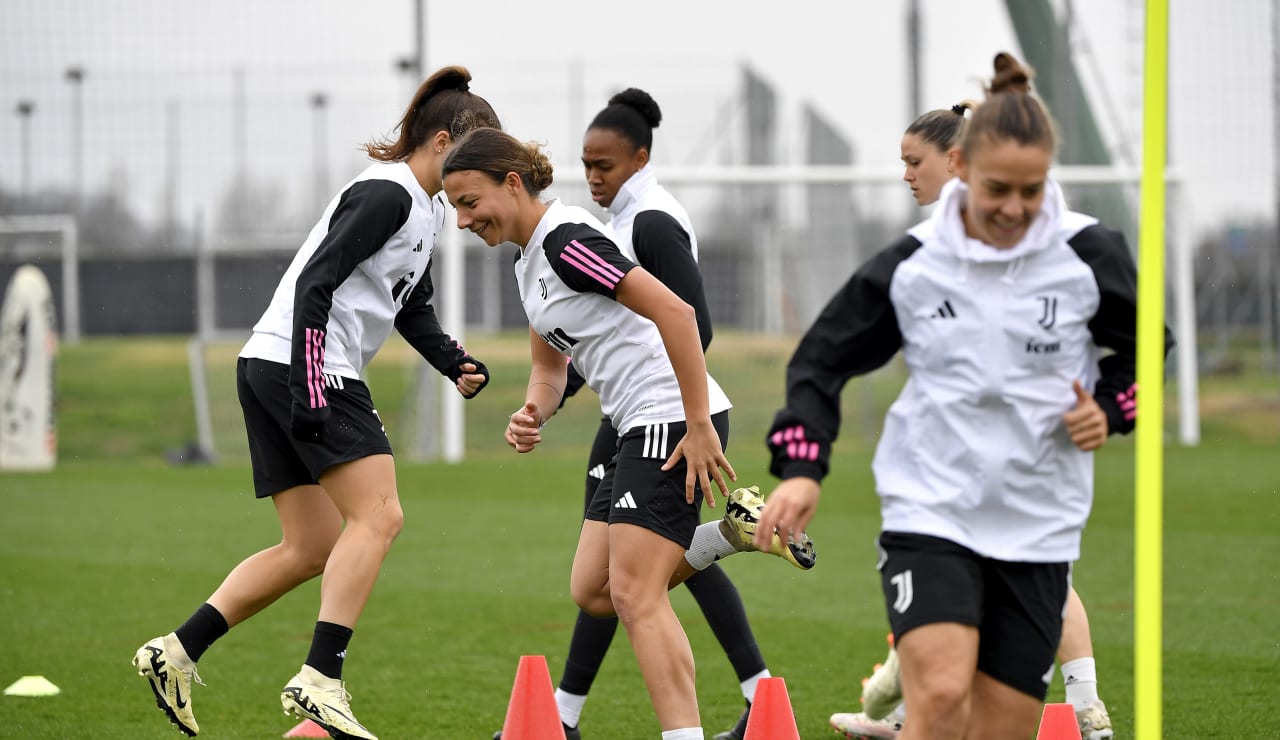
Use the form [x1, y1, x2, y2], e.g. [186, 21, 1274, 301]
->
[0, 214, 81, 343]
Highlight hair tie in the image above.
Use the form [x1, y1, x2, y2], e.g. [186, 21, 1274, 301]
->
[951, 103, 967, 116]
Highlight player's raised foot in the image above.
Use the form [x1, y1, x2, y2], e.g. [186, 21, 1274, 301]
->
[1075, 699, 1114, 740]
[829, 710, 902, 739]
[492, 722, 581, 740]
[718, 485, 817, 569]
[711, 700, 750, 740]
[133, 634, 203, 737]
[859, 640, 901, 720]
[281, 665, 378, 740]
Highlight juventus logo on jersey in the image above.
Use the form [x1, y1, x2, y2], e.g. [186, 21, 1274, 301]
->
[1037, 296, 1058, 329]
[539, 278, 548, 299]
[391, 271, 416, 305]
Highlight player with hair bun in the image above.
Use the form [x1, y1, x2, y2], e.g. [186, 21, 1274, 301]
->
[899, 101, 973, 207]
[489, 88, 778, 740]
[835, 90, 1116, 740]
[444, 126, 813, 740]
[758, 52, 1171, 740]
[133, 65, 499, 740]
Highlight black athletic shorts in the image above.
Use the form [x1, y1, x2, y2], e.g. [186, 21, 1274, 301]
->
[581, 416, 616, 514]
[236, 357, 392, 498]
[875, 531, 1070, 699]
[583, 411, 730, 549]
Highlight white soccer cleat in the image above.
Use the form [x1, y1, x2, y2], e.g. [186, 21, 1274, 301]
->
[1075, 699, 1114, 740]
[281, 665, 379, 740]
[860, 634, 902, 720]
[133, 634, 203, 736]
[718, 485, 817, 569]
[829, 710, 903, 739]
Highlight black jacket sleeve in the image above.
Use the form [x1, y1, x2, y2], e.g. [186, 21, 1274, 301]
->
[1068, 225, 1175, 436]
[394, 261, 489, 398]
[289, 179, 411, 443]
[766, 236, 922, 481]
[631, 210, 713, 350]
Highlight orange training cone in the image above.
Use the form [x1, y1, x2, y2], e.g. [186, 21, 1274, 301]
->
[1035, 702, 1083, 740]
[282, 718, 329, 738]
[743, 676, 801, 740]
[499, 655, 566, 740]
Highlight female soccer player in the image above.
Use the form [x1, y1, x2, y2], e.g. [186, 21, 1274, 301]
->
[443, 127, 812, 740]
[834, 94, 1116, 740]
[757, 52, 1170, 740]
[132, 65, 499, 740]
[899, 102, 972, 207]
[491, 88, 775, 740]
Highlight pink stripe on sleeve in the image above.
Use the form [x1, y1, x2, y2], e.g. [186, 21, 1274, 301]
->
[306, 328, 327, 409]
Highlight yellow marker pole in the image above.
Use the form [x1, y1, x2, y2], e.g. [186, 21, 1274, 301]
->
[1135, 2, 1168, 739]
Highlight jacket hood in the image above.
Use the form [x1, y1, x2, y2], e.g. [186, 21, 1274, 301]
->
[909, 177, 1086, 265]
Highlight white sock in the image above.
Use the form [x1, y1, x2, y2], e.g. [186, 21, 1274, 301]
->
[1061, 657, 1100, 708]
[661, 729, 703, 740]
[740, 668, 770, 703]
[555, 688, 587, 728]
[684, 521, 738, 570]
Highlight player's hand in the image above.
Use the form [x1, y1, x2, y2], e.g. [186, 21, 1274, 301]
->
[455, 361, 489, 398]
[753, 477, 821, 552]
[505, 401, 542, 453]
[661, 417, 736, 506]
[1063, 379, 1108, 451]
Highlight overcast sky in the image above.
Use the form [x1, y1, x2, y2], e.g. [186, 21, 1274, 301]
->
[0, 0, 1271, 240]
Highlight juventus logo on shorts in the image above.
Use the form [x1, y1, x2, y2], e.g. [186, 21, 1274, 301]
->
[641, 423, 670, 459]
[890, 569, 914, 614]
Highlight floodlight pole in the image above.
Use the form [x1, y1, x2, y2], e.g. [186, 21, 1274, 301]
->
[15, 100, 34, 198]
[310, 92, 329, 213]
[64, 67, 84, 215]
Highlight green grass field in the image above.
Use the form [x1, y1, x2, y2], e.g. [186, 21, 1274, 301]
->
[1, 335, 1277, 739]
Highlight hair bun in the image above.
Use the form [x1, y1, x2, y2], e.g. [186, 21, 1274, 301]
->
[607, 87, 662, 128]
[988, 52, 1032, 95]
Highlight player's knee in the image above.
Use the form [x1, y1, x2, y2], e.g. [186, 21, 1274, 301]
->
[574, 588, 613, 617]
[286, 538, 334, 578]
[909, 675, 970, 723]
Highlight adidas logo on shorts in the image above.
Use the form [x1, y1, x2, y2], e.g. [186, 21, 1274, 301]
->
[614, 491, 638, 509]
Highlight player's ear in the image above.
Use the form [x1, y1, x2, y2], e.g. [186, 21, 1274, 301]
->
[432, 129, 451, 155]
[503, 171, 523, 194]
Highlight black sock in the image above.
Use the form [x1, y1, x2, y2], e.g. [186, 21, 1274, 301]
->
[305, 621, 353, 680]
[685, 564, 767, 680]
[558, 609, 619, 695]
[173, 603, 229, 663]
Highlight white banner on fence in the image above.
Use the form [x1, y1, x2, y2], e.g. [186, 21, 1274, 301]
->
[0, 265, 58, 470]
